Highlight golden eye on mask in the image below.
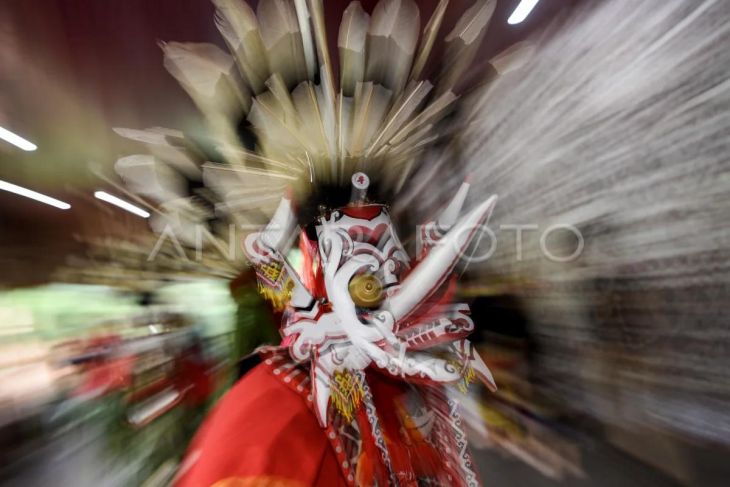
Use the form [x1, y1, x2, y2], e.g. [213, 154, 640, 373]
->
[348, 273, 384, 309]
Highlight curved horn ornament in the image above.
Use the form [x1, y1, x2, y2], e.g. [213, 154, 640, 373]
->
[388, 194, 498, 322]
[243, 196, 298, 265]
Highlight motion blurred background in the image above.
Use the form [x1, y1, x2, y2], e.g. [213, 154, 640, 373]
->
[1, 0, 728, 486]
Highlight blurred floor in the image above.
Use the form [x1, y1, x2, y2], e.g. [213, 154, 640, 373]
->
[1, 433, 691, 487]
[2, 424, 130, 487]
[474, 442, 683, 487]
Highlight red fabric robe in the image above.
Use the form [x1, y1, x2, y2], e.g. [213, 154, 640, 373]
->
[175, 348, 476, 487]
[174, 363, 347, 487]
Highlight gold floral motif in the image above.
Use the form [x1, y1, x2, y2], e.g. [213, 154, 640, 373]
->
[458, 363, 477, 394]
[257, 278, 293, 312]
[330, 370, 364, 423]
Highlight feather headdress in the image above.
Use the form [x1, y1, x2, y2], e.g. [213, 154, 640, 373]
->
[113, 0, 531, 234]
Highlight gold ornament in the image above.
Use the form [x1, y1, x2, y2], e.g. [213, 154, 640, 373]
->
[348, 273, 384, 308]
[330, 370, 364, 423]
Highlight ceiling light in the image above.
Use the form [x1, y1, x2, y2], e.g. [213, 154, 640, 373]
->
[0, 179, 70, 209]
[94, 191, 150, 218]
[0, 126, 37, 151]
[508, 0, 541, 25]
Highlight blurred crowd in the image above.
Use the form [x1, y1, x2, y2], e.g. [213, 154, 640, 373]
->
[0, 283, 237, 485]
